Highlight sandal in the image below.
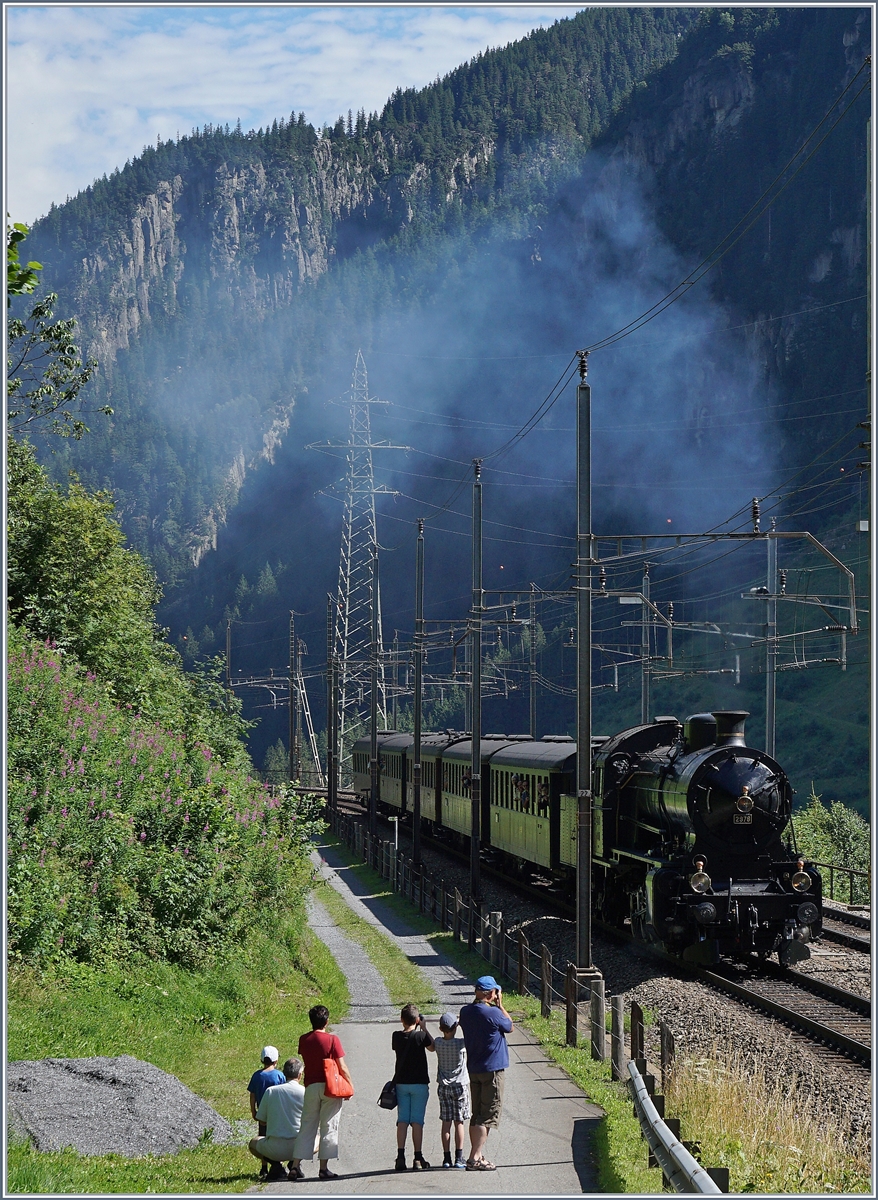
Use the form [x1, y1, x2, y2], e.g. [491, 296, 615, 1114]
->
[466, 1158, 496, 1171]
[288, 1165, 305, 1180]
[318, 1169, 339, 1180]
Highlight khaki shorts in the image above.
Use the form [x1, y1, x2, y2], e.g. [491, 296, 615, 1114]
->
[468, 1070, 505, 1128]
[252, 1134, 298, 1163]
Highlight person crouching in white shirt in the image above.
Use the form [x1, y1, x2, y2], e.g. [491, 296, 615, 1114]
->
[248, 1057, 306, 1182]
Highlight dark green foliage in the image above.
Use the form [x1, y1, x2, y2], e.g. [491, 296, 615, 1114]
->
[262, 737, 288, 785]
[7, 220, 42, 301]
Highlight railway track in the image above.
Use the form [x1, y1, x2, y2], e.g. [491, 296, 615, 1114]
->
[698, 961, 871, 1068]
[820, 909, 871, 953]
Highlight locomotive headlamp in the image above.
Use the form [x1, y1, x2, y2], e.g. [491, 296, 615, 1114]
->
[791, 858, 812, 892]
[797, 901, 819, 925]
[736, 785, 754, 813]
[690, 870, 711, 894]
[693, 901, 717, 924]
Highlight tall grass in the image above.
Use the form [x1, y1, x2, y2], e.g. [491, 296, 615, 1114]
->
[665, 1048, 871, 1193]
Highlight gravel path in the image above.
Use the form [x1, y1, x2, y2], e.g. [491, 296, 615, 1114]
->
[311, 843, 473, 1015]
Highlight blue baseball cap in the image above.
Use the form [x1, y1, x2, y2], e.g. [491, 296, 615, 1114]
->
[475, 975, 500, 992]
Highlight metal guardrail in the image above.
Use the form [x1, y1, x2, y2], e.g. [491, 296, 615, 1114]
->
[627, 1061, 724, 1194]
[811, 860, 870, 905]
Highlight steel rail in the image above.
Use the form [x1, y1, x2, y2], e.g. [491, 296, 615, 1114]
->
[754, 959, 871, 1014]
[820, 918, 871, 953]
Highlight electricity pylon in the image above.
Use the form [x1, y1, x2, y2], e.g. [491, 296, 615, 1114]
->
[308, 350, 409, 775]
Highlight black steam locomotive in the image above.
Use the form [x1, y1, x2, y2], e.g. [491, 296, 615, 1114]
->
[352, 709, 822, 966]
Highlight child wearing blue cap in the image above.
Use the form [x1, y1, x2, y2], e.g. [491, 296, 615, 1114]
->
[435, 1013, 470, 1168]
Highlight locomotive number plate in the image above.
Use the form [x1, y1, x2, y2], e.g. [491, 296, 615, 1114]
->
[733, 813, 753, 824]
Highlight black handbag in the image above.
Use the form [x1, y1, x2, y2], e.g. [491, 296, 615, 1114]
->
[377, 1028, 418, 1109]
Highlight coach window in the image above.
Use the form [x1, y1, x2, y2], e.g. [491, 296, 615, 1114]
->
[537, 776, 549, 817]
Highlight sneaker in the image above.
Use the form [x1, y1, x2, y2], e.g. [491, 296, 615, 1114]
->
[413, 1156, 431, 1170]
[454, 1153, 467, 1169]
[395, 1155, 408, 1172]
[266, 1163, 290, 1182]
[443, 1154, 453, 1169]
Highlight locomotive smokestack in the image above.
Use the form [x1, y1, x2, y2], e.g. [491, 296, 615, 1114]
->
[712, 711, 749, 746]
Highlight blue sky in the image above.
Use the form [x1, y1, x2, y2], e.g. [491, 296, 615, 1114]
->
[5, 4, 584, 223]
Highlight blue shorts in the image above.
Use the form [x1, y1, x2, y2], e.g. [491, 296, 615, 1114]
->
[396, 1083, 429, 1125]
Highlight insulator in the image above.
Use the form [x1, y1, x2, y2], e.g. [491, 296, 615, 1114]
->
[779, 570, 787, 595]
[668, 601, 674, 622]
[568, 628, 575, 645]
[599, 567, 607, 591]
[751, 497, 761, 533]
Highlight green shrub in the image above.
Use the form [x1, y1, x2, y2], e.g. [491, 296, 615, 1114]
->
[7, 622, 325, 968]
[793, 787, 870, 903]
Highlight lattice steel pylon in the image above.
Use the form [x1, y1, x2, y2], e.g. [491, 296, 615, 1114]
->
[308, 350, 410, 773]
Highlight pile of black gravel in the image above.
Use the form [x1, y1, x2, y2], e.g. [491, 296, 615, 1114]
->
[7, 1056, 233, 1156]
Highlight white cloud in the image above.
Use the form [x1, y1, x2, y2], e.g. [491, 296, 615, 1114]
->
[5, 4, 584, 222]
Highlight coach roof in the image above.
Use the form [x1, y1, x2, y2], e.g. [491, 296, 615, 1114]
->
[490, 738, 577, 770]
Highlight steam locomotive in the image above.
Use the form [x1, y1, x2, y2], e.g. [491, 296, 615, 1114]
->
[352, 710, 822, 966]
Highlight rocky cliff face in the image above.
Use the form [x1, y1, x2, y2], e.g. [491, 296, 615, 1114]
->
[63, 132, 501, 367]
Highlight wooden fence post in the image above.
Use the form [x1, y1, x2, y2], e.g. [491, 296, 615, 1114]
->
[590, 977, 606, 1061]
[541, 944, 552, 1018]
[453, 888, 462, 941]
[468, 900, 477, 952]
[660, 1022, 675, 1094]
[490, 912, 502, 970]
[611, 995, 625, 1080]
[565, 962, 579, 1047]
[517, 930, 529, 997]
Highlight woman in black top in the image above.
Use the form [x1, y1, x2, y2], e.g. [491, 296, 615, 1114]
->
[392, 1003, 435, 1170]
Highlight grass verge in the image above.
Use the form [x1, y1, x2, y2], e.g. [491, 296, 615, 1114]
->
[666, 1048, 871, 1193]
[6, 1134, 256, 1195]
[312, 873, 436, 1010]
[7, 908, 347, 1194]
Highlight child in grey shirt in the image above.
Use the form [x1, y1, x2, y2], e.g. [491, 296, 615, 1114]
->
[434, 1013, 471, 1168]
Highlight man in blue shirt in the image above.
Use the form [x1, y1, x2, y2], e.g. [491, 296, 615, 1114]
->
[457, 975, 513, 1171]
